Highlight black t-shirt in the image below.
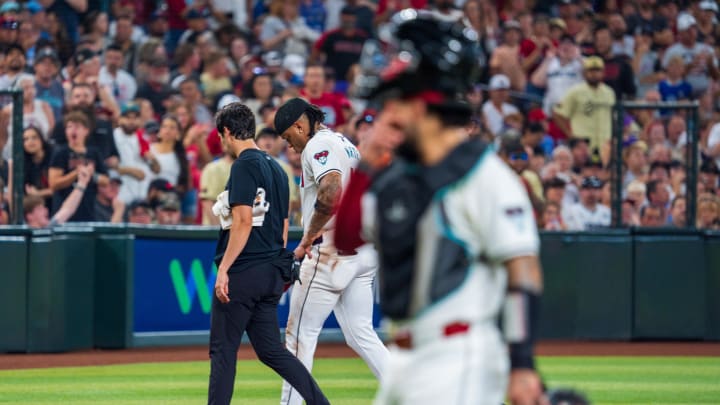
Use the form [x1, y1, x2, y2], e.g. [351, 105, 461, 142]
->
[49, 146, 107, 222]
[600, 54, 637, 101]
[215, 149, 290, 271]
[94, 199, 113, 222]
[51, 118, 119, 162]
[137, 83, 174, 116]
[318, 29, 369, 81]
[25, 152, 53, 209]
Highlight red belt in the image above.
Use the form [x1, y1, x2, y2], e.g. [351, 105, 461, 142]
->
[393, 322, 470, 349]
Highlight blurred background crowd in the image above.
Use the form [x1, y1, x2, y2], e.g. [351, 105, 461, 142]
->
[0, 0, 718, 230]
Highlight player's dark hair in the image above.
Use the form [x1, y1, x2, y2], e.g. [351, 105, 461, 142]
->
[303, 104, 326, 137]
[215, 102, 256, 140]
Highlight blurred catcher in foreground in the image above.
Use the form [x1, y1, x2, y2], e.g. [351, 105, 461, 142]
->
[335, 10, 547, 405]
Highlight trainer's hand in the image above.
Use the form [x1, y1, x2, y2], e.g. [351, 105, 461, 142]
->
[508, 369, 549, 405]
[215, 270, 230, 304]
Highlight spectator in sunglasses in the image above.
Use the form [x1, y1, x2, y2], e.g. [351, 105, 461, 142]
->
[499, 136, 544, 220]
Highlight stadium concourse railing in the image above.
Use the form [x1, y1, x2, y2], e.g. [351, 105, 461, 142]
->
[0, 224, 719, 353]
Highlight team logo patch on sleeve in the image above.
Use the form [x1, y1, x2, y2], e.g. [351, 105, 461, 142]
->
[314, 150, 329, 165]
[505, 207, 527, 231]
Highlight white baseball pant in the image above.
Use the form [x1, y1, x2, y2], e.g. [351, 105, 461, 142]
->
[280, 245, 389, 405]
[373, 323, 509, 405]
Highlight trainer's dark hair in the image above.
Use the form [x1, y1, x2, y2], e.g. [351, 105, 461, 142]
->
[304, 104, 326, 137]
[215, 102, 256, 140]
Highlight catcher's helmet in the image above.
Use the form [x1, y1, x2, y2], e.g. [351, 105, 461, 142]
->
[356, 9, 481, 107]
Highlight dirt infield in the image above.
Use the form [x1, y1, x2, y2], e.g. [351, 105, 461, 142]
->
[0, 341, 718, 370]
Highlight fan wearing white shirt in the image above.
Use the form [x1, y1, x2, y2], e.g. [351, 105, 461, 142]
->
[563, 176, 611, 230]
[481, 74, 519, 137]
[531, 34, 583, 116]
[99, 44, 138, 106]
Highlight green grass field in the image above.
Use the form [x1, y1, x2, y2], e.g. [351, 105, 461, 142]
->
[0, 357, 718, 404]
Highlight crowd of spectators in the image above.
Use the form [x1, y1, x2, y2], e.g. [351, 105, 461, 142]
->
[0, 0, 718, 230]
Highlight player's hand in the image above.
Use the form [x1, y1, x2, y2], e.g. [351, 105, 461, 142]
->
[215, 270, 230, 304]
[294, 238, 313, 260]
[508, 369, 549, 405]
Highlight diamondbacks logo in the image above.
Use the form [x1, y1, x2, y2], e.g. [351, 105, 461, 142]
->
[314, 150, 329, 165]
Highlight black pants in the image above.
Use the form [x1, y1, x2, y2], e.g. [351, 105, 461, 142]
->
[208, 262, 329, 405]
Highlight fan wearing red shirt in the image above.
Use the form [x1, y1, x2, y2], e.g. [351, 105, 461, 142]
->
[519, 15, 556, 77]
[299, 64, 351, 130]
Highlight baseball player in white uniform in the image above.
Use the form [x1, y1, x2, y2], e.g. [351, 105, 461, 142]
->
[273, 98, 389, 405]
[346, 12, 547, 405]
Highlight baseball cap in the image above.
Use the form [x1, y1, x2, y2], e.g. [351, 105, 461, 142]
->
[677, 13, 697, 31]
[144, 120, 160, 134]
[186, 8, 209, 19]
[108, 171, 123, 184]
[33, 47, 59, 65]
[0, 1, 19, 14]
[700, 0, 719, 12]
[24, 1, 43, 14]
[528, 108, 547, 123]
[283, 54, 306, 78]
[121, 102, 141, 116]
[0, 17, 18, 30]
[157, 192, 181, 211]
[559, 33, 576, 44]
[73, 48, 98, 66]
[503, 19, 522, 32]
[550, 18, 567, 31]
[149, 178, 174, 193]
[216, 93, 241, 111]
[489, 74, 511, 90]
[148, 9, 168, 21]
[274, 97, 312, 134]
[355, 109, 376, 130]
[262, 50, 283, 67]
[128, 199, 152, 213]
[580, 176, 604, 189]
[583, 56, 605, 70]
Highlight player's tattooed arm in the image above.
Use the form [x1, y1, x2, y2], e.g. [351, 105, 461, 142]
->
[307, 171, 342, 238]
[295, 172, 343, 258]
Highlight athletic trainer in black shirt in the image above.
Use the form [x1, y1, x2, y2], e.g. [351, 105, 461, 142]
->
[207, 102, 329, 405]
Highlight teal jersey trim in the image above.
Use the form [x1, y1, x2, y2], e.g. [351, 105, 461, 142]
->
[413, 147, 493, 319]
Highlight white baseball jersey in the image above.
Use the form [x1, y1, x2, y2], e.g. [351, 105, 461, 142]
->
[300, 128, 360, 247]
[369, 149, 539, 405]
